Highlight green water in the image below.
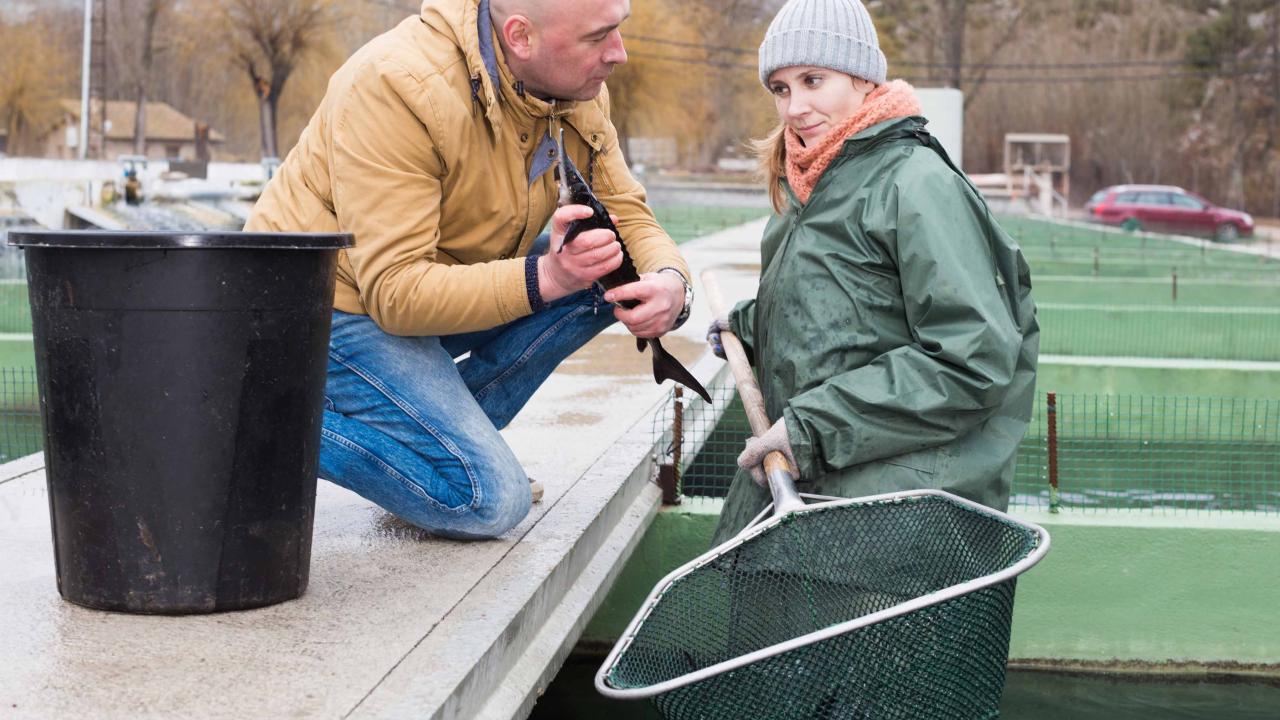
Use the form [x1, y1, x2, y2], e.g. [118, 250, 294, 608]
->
[530, 656, 1280, 719]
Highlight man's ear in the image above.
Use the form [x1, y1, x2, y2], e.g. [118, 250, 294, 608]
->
[500, 15, 536, 60]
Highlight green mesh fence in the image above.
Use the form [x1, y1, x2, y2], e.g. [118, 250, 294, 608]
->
[654, 384, 1280, 515]
[599, 493, 1045, 720]
[0, 244, 31, 334]
[0, 367, 41, 464]
[0, 247, 37, 466]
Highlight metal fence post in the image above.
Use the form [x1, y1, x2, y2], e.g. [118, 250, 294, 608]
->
[659, 387, 684, 506]
[1047, 392, 1060, 513]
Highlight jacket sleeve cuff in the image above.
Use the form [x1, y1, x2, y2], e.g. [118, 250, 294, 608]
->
[524, 254, 546, 313]
[782, 405, 823, 480]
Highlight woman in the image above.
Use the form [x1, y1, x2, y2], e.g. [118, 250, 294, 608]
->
[708, 0, 1039, 544]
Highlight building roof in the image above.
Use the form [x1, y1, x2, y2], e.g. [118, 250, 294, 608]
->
[57, 99, 225, 143]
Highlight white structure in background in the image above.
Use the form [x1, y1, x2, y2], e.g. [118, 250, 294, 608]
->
[915, 88, 964, 170]
[1004, 133, 1071, 218]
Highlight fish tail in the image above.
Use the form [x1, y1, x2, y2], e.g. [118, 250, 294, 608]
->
[646, 338, 712, 403]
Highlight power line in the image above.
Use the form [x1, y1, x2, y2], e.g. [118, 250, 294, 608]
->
[626, 34, 1247, 72]
[347, 7, 1269, 81]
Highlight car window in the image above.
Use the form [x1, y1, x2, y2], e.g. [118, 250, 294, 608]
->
[1115, 192, 1139, 204]
[1169, 193, 1204, 210]
[1135, 192, 1169, 205]
[1088, 190, 1110, 205]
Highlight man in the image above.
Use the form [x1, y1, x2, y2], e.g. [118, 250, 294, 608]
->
[246, 0, 693, 539]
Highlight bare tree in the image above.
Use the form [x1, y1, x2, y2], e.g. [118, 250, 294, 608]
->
[875, 0, 1032, 107]
[0, 14, 77, 156]
[119, 0, 173, 155]
[223, 0, 335, 159]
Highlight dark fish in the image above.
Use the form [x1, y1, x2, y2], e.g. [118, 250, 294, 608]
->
[555, 128, 712, 404]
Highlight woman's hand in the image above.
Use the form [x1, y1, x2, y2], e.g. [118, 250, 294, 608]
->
[706, 316, 730, 359]
[737, 416, 799, 487]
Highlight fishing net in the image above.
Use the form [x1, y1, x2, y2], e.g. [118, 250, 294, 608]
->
[597, 491, 1048, 720]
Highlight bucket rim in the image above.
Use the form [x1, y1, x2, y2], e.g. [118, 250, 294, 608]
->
[6, 230, 353, 250]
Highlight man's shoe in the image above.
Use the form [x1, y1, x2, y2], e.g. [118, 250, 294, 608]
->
[530, 477, 544, 503]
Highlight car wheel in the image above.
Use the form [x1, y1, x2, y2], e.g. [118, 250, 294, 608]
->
[1121, 217, 1142, 233]
[1214, 223, 1238, 243]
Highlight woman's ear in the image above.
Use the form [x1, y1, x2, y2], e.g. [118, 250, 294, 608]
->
[852, 77, 877, 94]
[501, 15, 535, 61]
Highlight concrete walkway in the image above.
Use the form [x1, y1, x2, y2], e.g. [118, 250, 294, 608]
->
[0, 217, 769, 720]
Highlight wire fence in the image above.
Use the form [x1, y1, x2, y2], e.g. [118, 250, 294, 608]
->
[653, 383, 1280, 516]
[0, 367, 41, 464]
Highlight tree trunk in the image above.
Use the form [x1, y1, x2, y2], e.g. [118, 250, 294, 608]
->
[256, 77, 277, 159]
[130, 0, 162, 156]
[941, 0, 967, 89]
[132, 87, 148, 156]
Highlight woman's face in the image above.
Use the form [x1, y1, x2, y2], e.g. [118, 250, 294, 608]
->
[767, 66, 876, 146]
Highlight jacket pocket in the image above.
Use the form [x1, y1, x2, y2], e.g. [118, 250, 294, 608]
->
[880, 446, 946, 475]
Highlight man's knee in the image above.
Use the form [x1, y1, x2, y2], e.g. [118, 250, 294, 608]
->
[403, 458, 530, 539]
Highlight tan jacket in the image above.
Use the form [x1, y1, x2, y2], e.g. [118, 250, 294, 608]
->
[246, 0, 689, 336]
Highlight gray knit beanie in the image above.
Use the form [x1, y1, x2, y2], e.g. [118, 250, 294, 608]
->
[758, 0, 887, 88]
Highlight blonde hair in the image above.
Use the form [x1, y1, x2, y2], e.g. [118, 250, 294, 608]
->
[752, 123, 789, 214]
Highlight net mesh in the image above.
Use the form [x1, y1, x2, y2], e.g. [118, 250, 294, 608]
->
[602, 494, 1041, 720]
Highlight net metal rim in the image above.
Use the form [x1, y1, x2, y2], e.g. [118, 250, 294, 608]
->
[594, 488, 1051, 700]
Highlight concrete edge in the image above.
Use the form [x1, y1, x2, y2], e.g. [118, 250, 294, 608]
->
[0, 452, 44, 485]
[1008, 658, 1280, 682]
[1013, 508, 1280, 532]
[348, 396, 669, 719]
[475, 483, 664, 720]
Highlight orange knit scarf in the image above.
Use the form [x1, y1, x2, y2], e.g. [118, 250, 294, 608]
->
[784, 79, 923, 204]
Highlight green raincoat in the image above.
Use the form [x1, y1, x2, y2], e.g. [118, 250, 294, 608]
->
[712, 116, 1039, 545]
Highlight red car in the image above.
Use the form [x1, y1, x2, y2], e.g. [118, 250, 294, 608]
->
[1085, 184, 1255, 242]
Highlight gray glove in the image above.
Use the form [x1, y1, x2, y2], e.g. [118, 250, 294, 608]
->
[737, 416, 799, 487]
[706, 316, 730, 360]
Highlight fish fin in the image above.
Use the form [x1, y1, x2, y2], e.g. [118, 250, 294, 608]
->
[648, 338, 712, 403]
[636, 336, 645, 353]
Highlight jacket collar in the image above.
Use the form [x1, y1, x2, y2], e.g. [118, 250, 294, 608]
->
[427, 0, 605, 148]
[840, 116, 927, 153]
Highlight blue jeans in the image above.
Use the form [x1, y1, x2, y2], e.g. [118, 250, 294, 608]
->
[319, 280, 616, 539]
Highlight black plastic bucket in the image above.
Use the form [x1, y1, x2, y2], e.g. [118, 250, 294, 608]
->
[9, 230, 352, 614]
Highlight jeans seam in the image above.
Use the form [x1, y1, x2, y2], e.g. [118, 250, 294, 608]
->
[321, 426, 474, 512]
[473, 302, 594, 401]
[327, 349, 484, 512]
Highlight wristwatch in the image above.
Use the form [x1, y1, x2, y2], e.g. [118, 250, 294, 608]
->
[656, 267, 693, 330]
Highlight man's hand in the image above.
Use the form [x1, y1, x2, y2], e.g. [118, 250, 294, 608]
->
[537, 204, 623, 303]
[603, 270, 685, 339]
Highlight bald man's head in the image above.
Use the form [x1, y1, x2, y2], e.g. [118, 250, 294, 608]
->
[490, 0, 553, 25]
[490, 0, 630, 101]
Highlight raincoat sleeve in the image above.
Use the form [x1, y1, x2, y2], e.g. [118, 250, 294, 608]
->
[782, 169, 1022, 478]
[330, 59, 530, 336]
[727, 298, 758, 364]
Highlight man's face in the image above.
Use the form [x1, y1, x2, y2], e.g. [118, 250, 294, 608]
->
[524, 0, 629, 101]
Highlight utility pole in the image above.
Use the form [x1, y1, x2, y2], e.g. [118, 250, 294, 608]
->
[78, 0, 91, 160]
[88, 0, 109, 159]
